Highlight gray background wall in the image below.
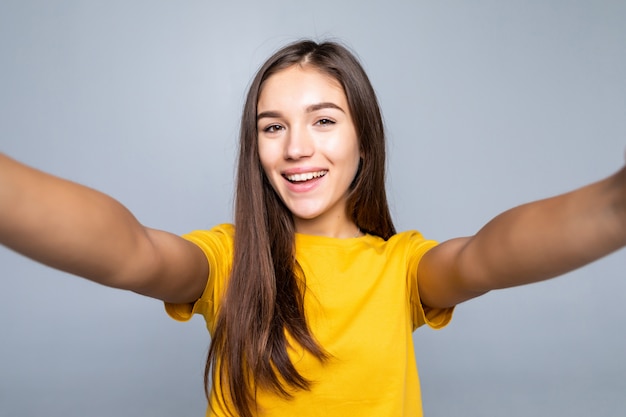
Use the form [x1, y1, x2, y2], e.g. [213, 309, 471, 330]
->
[1, 1, 625, 416]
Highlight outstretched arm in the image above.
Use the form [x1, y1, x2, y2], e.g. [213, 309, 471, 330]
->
[0, 153, 208, 303]
[418, 163, 626, 309]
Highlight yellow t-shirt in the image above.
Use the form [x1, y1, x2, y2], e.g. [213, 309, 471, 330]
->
[166, 224, 453, 417]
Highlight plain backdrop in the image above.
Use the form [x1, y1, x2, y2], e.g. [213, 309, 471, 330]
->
[1, 1, 625, 416]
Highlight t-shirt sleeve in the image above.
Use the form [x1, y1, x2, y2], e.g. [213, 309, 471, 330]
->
[163, 224, 234, 333]
[406, 232, 454, 331]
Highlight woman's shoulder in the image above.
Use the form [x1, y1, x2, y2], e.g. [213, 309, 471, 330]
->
[183, 223, 234, 240]
[181, 223, 235, 259]
[389, 229, 432, 243]
[385, 230, 439, 259]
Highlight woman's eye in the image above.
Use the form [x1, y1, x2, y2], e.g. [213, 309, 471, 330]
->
[264, 124, 283, 133]
[316, 118, 335, 126]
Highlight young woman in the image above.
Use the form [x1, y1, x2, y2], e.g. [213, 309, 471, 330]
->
[1, 40, 625, 417]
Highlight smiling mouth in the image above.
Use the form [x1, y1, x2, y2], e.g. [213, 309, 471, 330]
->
[284, 170, 328, 183]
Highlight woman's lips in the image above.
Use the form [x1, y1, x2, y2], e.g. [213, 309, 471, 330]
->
[282, 170, 327, 192]
[283, 170, 327, 183]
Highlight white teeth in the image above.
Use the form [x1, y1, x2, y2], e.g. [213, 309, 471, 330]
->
[285, 170, 327, 182]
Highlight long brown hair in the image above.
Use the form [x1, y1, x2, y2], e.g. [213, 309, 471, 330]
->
[205, 40, 396, 417]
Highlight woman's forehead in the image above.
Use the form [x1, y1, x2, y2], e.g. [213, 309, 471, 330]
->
[257, 66, 346, 111]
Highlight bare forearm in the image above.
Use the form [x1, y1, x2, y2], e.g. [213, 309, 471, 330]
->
[460, 166, 626, 292]
[0, 153, 153, 288]
[419, 166, 626, 308]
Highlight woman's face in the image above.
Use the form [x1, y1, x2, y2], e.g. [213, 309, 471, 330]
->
[257, 65, 361, 238]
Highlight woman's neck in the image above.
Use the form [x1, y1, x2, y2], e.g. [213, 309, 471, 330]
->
[294, 217, 361, 238]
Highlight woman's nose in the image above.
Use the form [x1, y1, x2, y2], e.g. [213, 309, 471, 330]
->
[284, 126, 314, 160]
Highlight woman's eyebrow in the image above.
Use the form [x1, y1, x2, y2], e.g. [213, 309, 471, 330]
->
[306, 102, 345, 113]
[257, 110, 281, 121]
[257, 102, 345, 121]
